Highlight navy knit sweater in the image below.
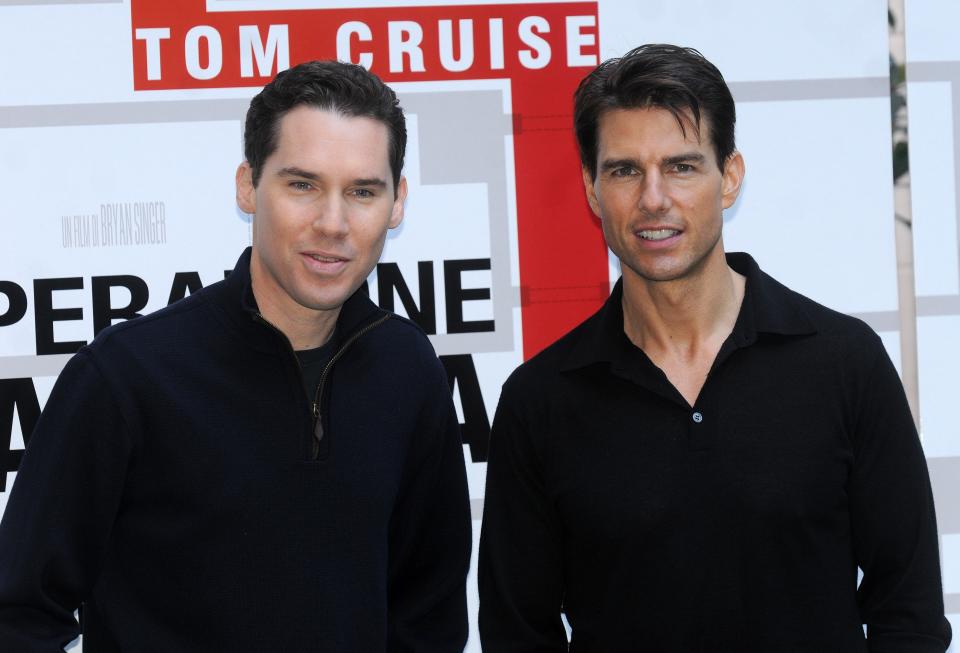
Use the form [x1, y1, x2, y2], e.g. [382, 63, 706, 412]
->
[0, 249, 472, 652]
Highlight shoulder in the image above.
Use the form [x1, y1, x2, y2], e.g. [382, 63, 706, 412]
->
[500, 306, 603, 404]
[734, 252, 883, 352]
[733, 249, 884, 362]
[83, 280, 225, 366]
[368, 311, 439, 361]
[782, 283, 886, 362]
[749, 267, 890, 390]
[358, 310, 449, 386]
[786, 285, 877, 339]
[379, 311, 436, 351]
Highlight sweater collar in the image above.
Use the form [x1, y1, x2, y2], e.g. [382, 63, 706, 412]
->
[218, 247, 385, 352]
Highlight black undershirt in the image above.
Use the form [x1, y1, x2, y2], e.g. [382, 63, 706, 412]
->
[295, 338, 336, 403]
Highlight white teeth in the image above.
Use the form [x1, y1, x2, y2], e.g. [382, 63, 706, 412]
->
[310, 254, 341, 262]
[638, 229, 679, 241]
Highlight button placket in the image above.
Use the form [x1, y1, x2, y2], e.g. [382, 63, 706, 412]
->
[687, 406, 713, 453]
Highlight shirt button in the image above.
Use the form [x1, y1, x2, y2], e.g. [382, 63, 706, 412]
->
[692, 411, 703, 424]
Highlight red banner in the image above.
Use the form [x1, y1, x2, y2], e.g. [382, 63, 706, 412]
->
[131, 0, 609, 358]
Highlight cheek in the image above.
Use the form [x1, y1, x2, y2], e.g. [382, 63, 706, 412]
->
[591, 185, 614, 216]
[674, 186, 716, 213]
[599, 213, 623, 248]
[351, 217, 390, 252]
[598, 191, 636, 223]
[254, 216, 284, 246]
[255, 212, 306, 257]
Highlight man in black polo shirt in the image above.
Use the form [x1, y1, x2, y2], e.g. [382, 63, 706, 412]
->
[478, 44, 951, 651]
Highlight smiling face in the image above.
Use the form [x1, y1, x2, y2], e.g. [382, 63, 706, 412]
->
[237, 106, 405, 327]
[582, 106, 743, 287]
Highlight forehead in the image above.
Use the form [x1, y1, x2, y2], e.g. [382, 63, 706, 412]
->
[596, 106, 709, 157]
[269, 106, 391, 171]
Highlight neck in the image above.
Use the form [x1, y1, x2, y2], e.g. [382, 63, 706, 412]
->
[249, 259, 339, 351]
[621, 248, 744, 357]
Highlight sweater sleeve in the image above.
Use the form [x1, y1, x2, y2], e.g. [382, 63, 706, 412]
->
[849, 338, 952, 652]
[0, 349, 135, 652]
[386, 355, 471, 653]
[478, 374, 568, 652]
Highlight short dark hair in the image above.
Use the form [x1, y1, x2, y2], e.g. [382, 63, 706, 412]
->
[244, 60, 406, 190]
[574, 44, 736, 178]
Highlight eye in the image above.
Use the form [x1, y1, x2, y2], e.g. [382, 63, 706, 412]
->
[610, 166, 637, 178]
[289, 181, 312, 191]
[672, 163, 694, 174]
[351, 187, 376, 199]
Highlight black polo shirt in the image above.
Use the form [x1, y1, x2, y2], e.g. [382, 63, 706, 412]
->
[479, 253, 950, 652]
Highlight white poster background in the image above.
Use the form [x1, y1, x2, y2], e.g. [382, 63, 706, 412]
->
[0, 1, 918, 650]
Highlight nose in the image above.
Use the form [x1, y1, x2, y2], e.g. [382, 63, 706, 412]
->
[311, 194, 349, 238]
[638, 171, 670, 215]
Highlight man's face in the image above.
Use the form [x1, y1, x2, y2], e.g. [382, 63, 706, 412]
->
[237, 106, 405, 320]
[582, 107, 743, 285]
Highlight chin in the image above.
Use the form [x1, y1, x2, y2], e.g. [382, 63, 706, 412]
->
[303, 294, 353, 312]
[624, 259, 697, 284]
[285, 284, 346, 311]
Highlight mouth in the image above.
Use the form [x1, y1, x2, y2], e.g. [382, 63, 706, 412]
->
[302, 251, 350, 273]
[636, 228, 681, 241]
[305, 253, 348, 263]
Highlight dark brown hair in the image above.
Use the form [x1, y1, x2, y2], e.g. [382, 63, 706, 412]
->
[244, 60, 406, 190]
[574, 44, 736, 178]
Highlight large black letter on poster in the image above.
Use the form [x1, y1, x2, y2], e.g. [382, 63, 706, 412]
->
[92, 275, 149, 335]
[34, 278, 86, 355]
[0, 379, 41, 492]
[440, 354, 489, 462]
[0, 281, 27, 327]
[377, 262, 437, 334]
[167, 271, 204, 304]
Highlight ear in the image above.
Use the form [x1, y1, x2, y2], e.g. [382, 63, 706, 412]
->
[720, 151, 745, 210]
[236, 162, 256, 214]
[582, 166, 601, 217]
[388, 176, 407, 229]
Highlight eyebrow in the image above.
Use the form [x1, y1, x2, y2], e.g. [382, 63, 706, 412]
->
[277, 166, 320, 181]
[276, 167, 387, 188]
[663, 152, 706, 166]
[599, 158, 640, 173]
[351, 177, 388, 188]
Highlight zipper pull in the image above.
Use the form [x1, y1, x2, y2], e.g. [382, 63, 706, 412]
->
[309, 404, 324, 460]
[313, 403, 324, 443]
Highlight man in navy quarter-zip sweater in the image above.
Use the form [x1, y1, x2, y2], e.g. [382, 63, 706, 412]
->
[0, 60, 471, 652]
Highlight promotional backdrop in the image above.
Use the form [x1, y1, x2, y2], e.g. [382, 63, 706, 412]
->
[1, 0, 950, 649]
